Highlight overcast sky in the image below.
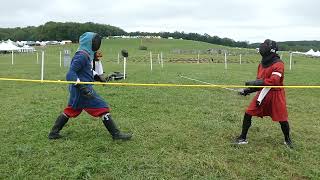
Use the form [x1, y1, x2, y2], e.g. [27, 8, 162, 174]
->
[1, 0, 319, 43]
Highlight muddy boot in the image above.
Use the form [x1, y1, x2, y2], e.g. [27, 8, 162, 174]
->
[102, 113, 132, 140]
[48, 113, 69, 139]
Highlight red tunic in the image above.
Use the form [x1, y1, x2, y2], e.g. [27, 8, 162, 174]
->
[246, 61, 288, 122]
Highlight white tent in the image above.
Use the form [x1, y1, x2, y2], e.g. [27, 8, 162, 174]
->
[305, 49, 315, 56]
[304, 49, 320, 57]
[16, 41, 28, 46]
[0, 42, 21, 51]
[314, 51, 320, 57]
[18, 45, 35, 53]
[0, 39, 35, 53]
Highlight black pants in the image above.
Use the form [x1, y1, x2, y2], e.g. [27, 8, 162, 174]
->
[240, 113, 290, 141]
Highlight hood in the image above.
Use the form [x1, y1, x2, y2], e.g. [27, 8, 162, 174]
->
[77, 32, 96, 60]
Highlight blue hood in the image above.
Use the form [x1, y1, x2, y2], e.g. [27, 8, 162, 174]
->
[77, 32, 96, 60]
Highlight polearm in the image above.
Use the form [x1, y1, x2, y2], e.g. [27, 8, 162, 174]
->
[179, 75, 240, 92]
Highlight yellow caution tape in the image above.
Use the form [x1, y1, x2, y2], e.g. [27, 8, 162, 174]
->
[0, 77, 319, 89]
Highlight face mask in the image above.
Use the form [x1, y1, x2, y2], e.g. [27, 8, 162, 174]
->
[92, 34, 102, 51]
[259, 42, 271, 57]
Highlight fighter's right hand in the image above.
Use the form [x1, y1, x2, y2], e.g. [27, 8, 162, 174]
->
[75, 84, 94, 98]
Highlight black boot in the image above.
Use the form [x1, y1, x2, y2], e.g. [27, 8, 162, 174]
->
[234, 113, 252, 145]
[280, 121, 293, 149]
[48, 113, 69, 139]
[102, 113, 132, 140]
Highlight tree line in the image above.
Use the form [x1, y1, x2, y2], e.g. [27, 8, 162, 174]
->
[251, 41, 320, 52]
[1, 21, 319, 51]
[0, 21, 126, 42]
[272, 41, 320, 52]
[0, 22, 250, 48]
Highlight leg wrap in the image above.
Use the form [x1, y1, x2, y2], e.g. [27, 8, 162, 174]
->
[279, 121, 290, 141]
[240, 113, 252, 139]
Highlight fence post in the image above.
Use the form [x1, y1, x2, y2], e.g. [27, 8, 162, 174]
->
[59, 51, 62, 67]
[161, 52, 164, 68]
[41, 51, 45, 81]
[11, 51, 14, 65]
[224, 53, 227, 70]
[150, 51, 153, 71]
[289, 53, 293, 70]
[123, 57, 127, 79]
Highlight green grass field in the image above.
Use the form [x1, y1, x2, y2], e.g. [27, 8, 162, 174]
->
[0, 39, 320, 179]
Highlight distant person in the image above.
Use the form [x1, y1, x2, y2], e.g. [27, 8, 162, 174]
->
[48, 32, 132, 141]
[92, 51, 126, 82]
[236, 39, 293, 148]
[92, 51, 108, 82]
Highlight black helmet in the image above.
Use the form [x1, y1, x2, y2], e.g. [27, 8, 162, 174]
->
[92, 33, 102, 51]
[259, 39, 278, 57]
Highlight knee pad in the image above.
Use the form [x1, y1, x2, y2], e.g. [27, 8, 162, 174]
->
[102, 113, 111, 121]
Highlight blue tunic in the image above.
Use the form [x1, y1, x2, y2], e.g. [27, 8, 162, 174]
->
[66, 32, 108, 109]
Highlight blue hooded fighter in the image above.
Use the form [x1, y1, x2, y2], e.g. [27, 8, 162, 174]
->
[48, 32, 132, 140]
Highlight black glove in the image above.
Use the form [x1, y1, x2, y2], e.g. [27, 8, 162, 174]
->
[94, 74, 107, 83]
[75, 84, 94, 98]
[238, 88, 257, 96]
[245, 79, 264, 86]
[121, 49, 129, 58]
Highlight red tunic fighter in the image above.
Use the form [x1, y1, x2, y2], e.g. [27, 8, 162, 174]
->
[235, 39, 293, 148]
